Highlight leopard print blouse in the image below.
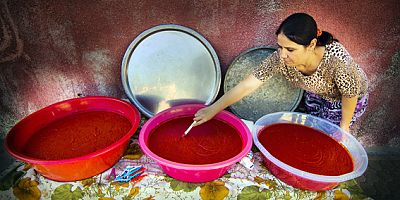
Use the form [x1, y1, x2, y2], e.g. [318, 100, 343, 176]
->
[253, 41, 368, 102]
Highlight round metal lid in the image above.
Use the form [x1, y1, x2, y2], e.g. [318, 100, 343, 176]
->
[224, 46, 303, 122]
[122, 25, 221, 117]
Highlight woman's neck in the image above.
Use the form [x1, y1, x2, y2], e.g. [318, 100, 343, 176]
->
[299, 46, 325, 75]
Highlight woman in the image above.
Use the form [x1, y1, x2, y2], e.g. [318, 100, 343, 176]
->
[193, 13, 368, 133]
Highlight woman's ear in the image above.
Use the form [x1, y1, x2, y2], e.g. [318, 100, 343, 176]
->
[308, 38, 317, 50]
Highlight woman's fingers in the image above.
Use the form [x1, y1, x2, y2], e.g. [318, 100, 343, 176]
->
[192, 119, 204, 127]
[192, 108, 211, 127]
[193, 115, 206, 127]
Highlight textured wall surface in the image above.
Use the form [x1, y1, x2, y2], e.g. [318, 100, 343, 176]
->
[1, 0, 399, 148]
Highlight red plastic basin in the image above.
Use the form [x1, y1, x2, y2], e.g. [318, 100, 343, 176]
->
[139, 104, 253, 182]
[253, 112, 368, 191]
[5, 96, 140, 182]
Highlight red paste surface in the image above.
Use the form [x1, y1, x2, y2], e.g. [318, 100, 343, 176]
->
[148, 117, 243, 164]
[258, 123, 354, 176]
[24, 111, 132, 160]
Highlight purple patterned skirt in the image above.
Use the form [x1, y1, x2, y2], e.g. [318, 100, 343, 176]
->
[304, 91, 368, 126]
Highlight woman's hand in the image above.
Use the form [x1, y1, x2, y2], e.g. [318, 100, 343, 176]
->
[193, 106, 218, 127]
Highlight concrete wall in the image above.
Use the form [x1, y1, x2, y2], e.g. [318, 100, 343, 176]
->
[1, 0, 399, 148]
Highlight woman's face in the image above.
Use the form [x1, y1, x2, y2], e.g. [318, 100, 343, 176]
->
[277, 33, 310, 67]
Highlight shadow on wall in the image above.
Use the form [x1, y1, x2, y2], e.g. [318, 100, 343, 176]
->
[0, 0, 24, 139]
[0, 0, 23, 63]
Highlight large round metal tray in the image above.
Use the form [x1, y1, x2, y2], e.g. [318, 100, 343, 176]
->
[122, 25, 221, 117]
[224, 46, 303, 122]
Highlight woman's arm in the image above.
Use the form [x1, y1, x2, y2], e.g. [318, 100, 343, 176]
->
[193, 74, 263, 126]
[340, 95, 358, 132]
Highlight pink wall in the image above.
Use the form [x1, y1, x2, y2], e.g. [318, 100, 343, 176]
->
[1, 0, 399, 147]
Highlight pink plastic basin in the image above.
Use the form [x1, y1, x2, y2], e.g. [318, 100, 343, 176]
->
[253, 112, 368, 191]
[139, 104, 253, 182]
[5, 96, 140, 181]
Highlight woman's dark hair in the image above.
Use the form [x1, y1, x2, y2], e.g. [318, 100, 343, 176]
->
[275, 13, 337, 46]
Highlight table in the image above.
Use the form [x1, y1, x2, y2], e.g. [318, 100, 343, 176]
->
[0, 115, 369, 200]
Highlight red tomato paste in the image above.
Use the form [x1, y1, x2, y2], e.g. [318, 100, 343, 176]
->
[258, 123, 353, 176]
[24, 111, 132, 160]
[148, 117, 243, 164]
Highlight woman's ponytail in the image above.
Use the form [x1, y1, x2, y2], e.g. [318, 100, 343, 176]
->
[316, 31, 337, 46]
